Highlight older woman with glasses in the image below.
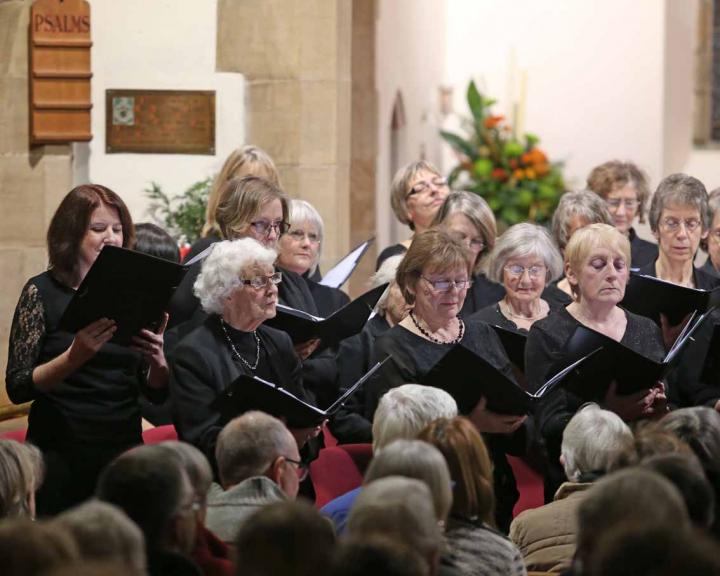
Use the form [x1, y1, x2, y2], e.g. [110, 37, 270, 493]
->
[637, 174, 720, 411]
[432, 191, 506, 316]
[700, 188, 720, 278]
[170, 239, 315, 472]
[587, 160, 658, 268]
[473, 223, 563, 333]
[376, 160, 450, 269]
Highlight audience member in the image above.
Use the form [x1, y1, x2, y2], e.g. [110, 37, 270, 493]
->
[0, 439, 43, 519]
[205, 411, 301, 544]
[54, 500, 146, 575]
[234, 500, 335, 576]
[509, 404, 635, 573]
[347, 476, 445, 576]
[630, 421, 693, 460]
[322, 384, 457, 532]
[0, 518, 79, 576]
[96, 444, 201, 576]
[329, 536, 429, 576]
[418, 417, 526, 576]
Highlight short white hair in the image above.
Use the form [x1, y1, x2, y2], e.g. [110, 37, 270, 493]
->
[486, 222, 563, 284]
[561, 404, 634, 481]
[372, 384, 458, 452]
[372, 254, 404, 313]
[193, 238, 277, 314]
[288, 199, 324, 275]
[364, 439, 452, 522]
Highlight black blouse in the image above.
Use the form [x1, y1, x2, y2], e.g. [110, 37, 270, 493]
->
[375, 242, 407, 270]
[6, 271, 163, 444]
[459, 274, 505, 317]
[629, 227, 659, 270]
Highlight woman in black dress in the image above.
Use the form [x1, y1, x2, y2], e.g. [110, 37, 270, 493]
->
[526, 223, 667, 501]
[170, 238, 314, 472]
[362, 229, 529, 532]
[637, 174, 720, 409]
[586, 160, 658, 269]
[431, 191, 505, 316]
[6, 185, 170, 515]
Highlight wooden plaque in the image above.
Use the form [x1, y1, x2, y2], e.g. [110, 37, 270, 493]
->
[105, 90, 216, 154]
[30, 0, 93, 144]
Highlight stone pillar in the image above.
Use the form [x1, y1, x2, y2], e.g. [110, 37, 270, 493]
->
[217, 0, 376, 296]
[0, 0, 73, 412]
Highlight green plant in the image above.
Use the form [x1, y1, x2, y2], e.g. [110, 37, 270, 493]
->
[144, 177, 211, 244]
[441, 81, 565, 227]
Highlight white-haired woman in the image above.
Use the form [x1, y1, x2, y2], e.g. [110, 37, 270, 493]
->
[278, 199, 350, 317]
[432, 191, 506, 316]
[473, 223, 563, 332]
[170, 238, 313, 471]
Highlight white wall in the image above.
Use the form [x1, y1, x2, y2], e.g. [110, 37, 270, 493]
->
[73, 0, 244, 223]
[375, 0, 447, 249]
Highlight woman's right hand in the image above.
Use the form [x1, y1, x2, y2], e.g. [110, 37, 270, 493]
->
[602, 381, 653, 422]
[469, 396, 527, 434]
[67, 317, 116, 368]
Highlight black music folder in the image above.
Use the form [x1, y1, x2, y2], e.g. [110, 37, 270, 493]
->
[266, 283, 388, 347]
[490, 325, 527, 372]
[217, 358, 389, 428]
[420, 344, 595, 416]
[319, 238, 374, 289]
[621, 272, 720, 325]
[59, 245, 188, 346]
[556, 310, 709, 401]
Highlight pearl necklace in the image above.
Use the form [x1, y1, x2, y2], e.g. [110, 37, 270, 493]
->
[500, 299, 545, 321]
[409, 310, 465, 345]
[220, 319, 261, 371]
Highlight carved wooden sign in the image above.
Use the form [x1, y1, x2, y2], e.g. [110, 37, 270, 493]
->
[105, 90, 216, 155]
[29, 0, 93, 144]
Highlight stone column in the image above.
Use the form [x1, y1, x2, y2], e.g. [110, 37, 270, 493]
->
[0, 0, 73, 412]
[217, 0, 376, 296]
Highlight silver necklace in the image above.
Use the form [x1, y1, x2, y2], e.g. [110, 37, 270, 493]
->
[500, 299, 545, 321]
[220, 319, 261, 371]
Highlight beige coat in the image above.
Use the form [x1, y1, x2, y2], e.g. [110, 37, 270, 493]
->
[508, 482, 592, 573]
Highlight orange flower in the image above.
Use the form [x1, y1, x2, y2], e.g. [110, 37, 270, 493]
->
[534, 163, 550, 177]
[513, 169, 525, 180]
[521, 152, 532, 165]
[484, 115, 504, 129]
[525, 168, 537, 180]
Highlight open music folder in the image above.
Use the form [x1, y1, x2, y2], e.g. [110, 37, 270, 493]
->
[59, 245, 188, 346]
[216, 357, 390, 428]
[319, 238, 374, 289]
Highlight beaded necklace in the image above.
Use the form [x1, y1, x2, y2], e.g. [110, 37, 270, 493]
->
[409, 310, 465, 345]
[220, 319, 261, 371]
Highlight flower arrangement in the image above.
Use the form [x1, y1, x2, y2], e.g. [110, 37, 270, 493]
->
[441, 81, 565, 227]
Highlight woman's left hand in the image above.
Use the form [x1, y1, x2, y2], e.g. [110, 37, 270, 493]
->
[643, 381, 669, 417]
[294, 338, 321, 361]
[289, 423, 323, 448]
[131, 313, 169, 370]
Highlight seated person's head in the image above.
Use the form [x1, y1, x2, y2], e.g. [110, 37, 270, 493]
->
[133, 222, 180, 262]
[54, 500, 145, 575]
[348, 476, 443, 576]
[155, 441, 212, 524]
[0, 518, 79, 576]
[363, 439, 452, 523]
[0, 439, 43, 519]
[561, 404, 635, 483]
[372, 384, 457, 452]
[234, 500, 335, 576]
[96, 444, 197, 557]
[575, 468, 690, 573]
[639, 453, 715, 530]
[417, 416, 494, 526]
[658, 407, 720, 476]
[215, 411, 301, 498]
[632, 422, 693, 460]
[330, 536, 429, 576]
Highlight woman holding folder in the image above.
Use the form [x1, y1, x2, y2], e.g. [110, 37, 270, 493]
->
[525, 223, 666, 501]
[5, 185, 170, 515]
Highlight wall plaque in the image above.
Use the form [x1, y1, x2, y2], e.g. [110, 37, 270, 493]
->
[105, 90, 216, 154]
[29, 0, 93, 144]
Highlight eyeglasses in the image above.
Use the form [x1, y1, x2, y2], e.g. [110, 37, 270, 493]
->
[606, 198, 639, 210]
[421, 275, 473, 292]
[240, 271, 282, 290]
[659, 217, 702, 233]
[284, 457, 309, 481]
[407, 176, 448, 198]
[250, 219, 290, 237]
[709, 228, 720, 242]
[287, 229, 321, 244]
[504, 264, 547, 278]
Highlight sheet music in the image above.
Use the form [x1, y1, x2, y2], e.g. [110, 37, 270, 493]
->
[319, 239, 373, 289]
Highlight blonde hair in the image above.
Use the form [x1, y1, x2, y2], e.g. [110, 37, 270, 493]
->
[203, 146, 280, 237]
[215, 176, 288, 241]
[0, 440, 43, 519]
[390, 160, 442, 230]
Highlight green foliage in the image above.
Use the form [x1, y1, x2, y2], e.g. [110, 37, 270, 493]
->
[144, 178, 211, 244]
[440, 80, 565, 227]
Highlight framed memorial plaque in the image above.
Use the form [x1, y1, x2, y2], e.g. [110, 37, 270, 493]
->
[106, 89, 215, 154]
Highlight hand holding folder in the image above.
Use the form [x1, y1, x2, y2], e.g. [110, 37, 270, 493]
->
[215, 358, 390, 428]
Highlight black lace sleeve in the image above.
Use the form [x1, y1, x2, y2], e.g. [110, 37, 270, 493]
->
[6, 283, 45, 404]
